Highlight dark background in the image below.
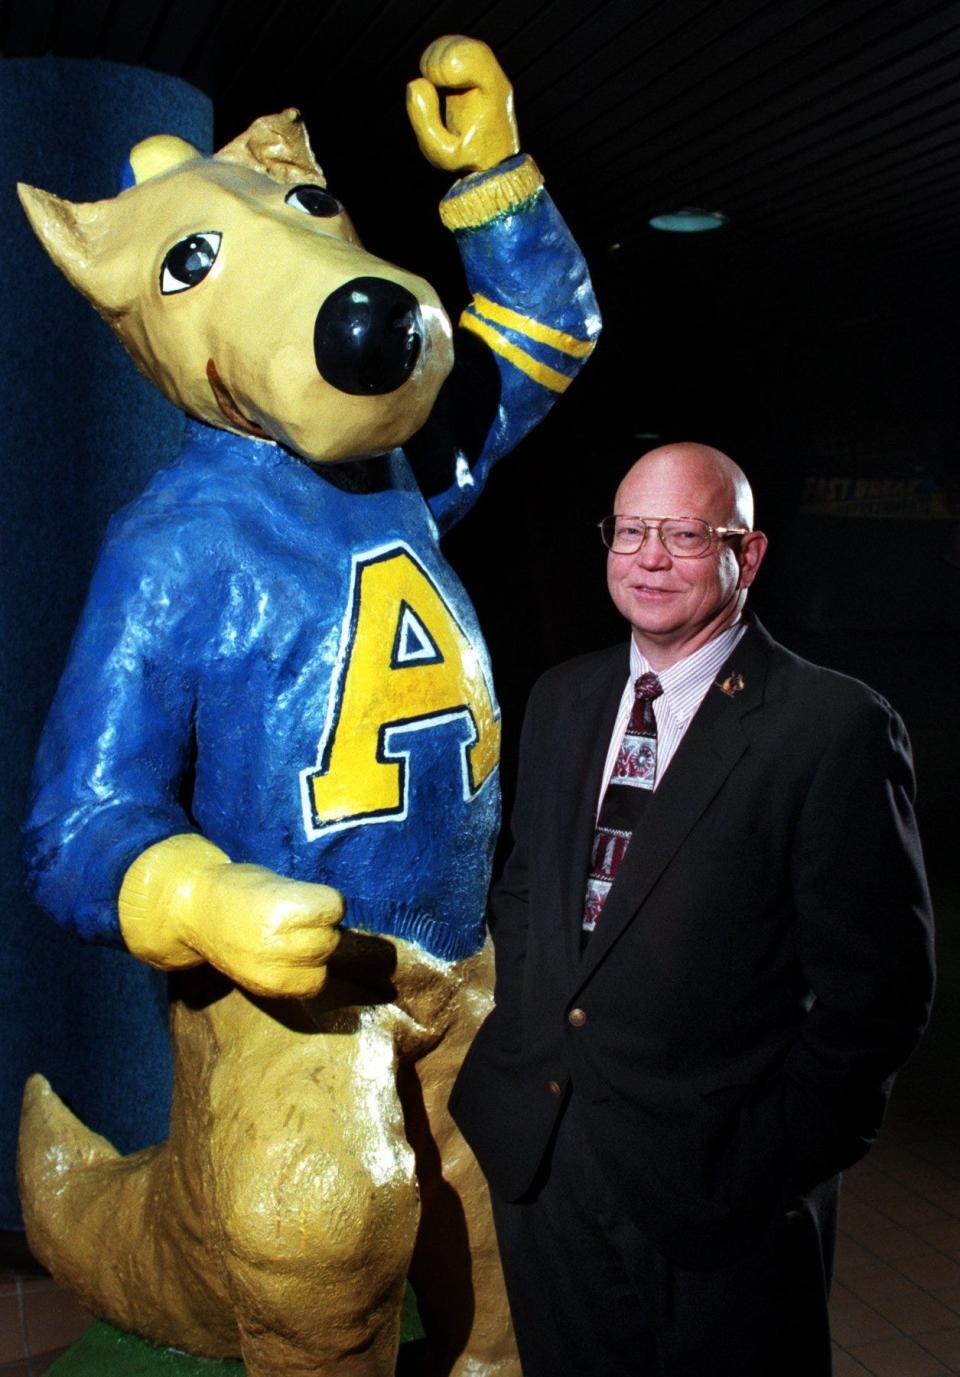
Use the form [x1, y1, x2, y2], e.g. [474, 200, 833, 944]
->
[1, 0, 957, 1232]
[4, 0, 957, 808]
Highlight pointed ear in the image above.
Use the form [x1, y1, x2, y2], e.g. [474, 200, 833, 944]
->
[17, 183, 130, 316]
[215, 108, 326, 187]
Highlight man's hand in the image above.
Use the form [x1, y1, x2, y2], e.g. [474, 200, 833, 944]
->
[118, 833, 344, 999]
[407, 35, 519, 175]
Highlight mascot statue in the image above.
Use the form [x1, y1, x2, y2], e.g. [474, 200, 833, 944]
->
[17, 36, 598, 1377]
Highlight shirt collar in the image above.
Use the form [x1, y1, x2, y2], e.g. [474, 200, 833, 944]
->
[629, 620, 747, 725]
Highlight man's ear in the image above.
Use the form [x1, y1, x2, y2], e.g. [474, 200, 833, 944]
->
[738, 530, 768, 589]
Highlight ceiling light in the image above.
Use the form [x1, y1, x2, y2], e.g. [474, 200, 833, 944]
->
[648, 208, 728, 234]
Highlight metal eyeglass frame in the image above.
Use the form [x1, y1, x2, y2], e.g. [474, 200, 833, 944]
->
[598, 515, 750, 558]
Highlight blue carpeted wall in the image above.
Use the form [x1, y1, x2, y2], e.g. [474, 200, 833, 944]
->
[0, 56, 212, 1230]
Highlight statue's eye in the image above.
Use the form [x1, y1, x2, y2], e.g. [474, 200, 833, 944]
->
[160, 232, 222, 294]
[285, 185, 342, 218]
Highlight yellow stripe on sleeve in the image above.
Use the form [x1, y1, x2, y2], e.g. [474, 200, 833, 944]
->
[460, 312, 573, 393]
[472, 294, 595, 358]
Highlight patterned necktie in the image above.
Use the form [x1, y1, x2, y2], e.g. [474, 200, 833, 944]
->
[582, 671, 663, 933]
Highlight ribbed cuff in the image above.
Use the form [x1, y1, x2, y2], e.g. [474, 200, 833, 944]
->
[440, 154, 544, 231]
[118, 832, 229, 969]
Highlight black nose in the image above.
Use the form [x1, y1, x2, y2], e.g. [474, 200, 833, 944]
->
[313, 277, 423, 395]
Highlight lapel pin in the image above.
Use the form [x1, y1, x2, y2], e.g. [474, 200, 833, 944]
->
[717, 671, 746, 697]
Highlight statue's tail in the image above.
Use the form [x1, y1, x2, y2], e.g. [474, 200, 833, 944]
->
[17, 1074, 237, 1357]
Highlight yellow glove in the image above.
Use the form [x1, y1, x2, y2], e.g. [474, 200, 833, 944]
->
[118, 833, 344, 999]
[407, 35, 519, 174]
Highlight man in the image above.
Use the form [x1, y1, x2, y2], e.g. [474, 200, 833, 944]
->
[450, 442, 935, 1376]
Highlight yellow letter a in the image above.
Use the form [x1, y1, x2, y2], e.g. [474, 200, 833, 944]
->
[302, 544, 500, 836]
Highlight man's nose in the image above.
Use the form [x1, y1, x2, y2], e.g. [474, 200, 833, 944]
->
[634, 526, 672, 568]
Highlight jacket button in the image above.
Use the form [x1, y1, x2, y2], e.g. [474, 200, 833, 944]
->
[568, 1007, 587, 1027]
[547, 1080, 562, 1097]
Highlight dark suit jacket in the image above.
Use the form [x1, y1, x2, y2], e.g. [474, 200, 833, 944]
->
[450, 617, 935, 1268]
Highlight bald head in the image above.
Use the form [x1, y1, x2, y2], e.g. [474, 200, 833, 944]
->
[606, 441, 768, 669]
[614, 442, 754, 531]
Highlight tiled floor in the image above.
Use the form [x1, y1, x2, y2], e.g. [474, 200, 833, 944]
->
[3, 851, 959, 1377]
[829, 825, 960, 1377]
[0, 1260, 92, 1377]
[5, 1084, 960, 1377]
[831, 1090, 960, 1375]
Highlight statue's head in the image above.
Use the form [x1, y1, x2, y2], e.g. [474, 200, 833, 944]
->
[18, 110, 455, 462]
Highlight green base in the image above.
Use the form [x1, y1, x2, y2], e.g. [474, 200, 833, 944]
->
[46, 1324, 244, 1375]
[47, 1288, 426, 1375]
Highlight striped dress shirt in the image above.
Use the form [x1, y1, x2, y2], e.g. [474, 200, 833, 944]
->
[596, 621, 747, 814]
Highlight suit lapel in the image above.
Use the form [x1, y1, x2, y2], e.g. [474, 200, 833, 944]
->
[570, 622, 772, 992]
[552, 649, 628, 973]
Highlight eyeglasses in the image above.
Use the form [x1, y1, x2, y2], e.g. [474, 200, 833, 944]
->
[598, 515, 749, 558]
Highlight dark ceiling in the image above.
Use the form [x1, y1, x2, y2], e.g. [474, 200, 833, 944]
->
[4, 2, 959, 589]
[3, 0, 960, 295]
[3, 1, 958, 779]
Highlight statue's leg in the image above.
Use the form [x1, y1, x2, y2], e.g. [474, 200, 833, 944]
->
[205, 986, 420, 1377]
[398, 943, 519, 1377]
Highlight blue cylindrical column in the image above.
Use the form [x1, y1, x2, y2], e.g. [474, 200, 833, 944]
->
[0, 56, 212, 1230]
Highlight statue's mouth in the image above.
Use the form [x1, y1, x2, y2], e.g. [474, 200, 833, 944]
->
[206, 359, 271, 440]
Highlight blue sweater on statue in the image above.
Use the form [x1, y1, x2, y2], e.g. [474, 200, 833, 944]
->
[24, 164, 599, 962]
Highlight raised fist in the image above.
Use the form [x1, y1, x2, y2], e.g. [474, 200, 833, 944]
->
[407, 35, 520, 175]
